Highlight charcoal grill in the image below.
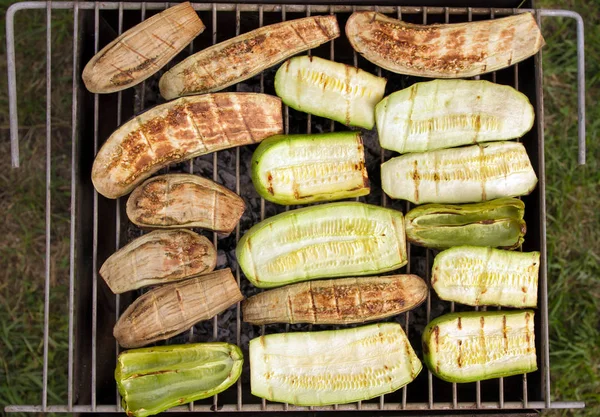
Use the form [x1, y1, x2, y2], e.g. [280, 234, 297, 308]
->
[5, 0, 587, 414]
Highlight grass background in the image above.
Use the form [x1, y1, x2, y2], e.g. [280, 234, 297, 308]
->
[0, 0, 597, 416]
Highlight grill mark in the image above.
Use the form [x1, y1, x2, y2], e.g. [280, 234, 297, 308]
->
[174, 288, 186, 320]
[308, 282, 318, 322]
[524, 312, 531, 350]
[119, 40, 160, 69]
[412, 160, 420, 203]
[433, 325, 440, 353]
[502, 315, 508, 353]
[332, 281, 342, 321]
[313, 17, 330, 38]
[236, 98, 256, 142]
[108, 62, 136, 81]
[152, 33, 177, 49]
[210, 94, 232, 147]
[457, 340, 463, 367]
[266, 172, 274, 195]
[344, 65, 351, 126]
[457, 317, 462, 330]
[286, 293, 294, 323]
[211, 189, 218, 231]
[289, 23, 308, 47]
[404, 84, 418, 149]
[182, 103, 208, 153]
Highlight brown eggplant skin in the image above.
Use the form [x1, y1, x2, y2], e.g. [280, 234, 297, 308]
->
[346, 12, 545, 78]
[242, 275, 428, 325]
[159, 15, 340, 99]
[126, 174, 245, 233]
[82, 2, 205, 94]
[99, 229, 216, 295]
[114, 269, 243, 348]
[92, 93, 283, 199]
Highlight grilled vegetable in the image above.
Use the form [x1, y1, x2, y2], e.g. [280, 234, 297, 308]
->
[92, 93, 282, 199]
[82, 2, 204, 94]
[114, 269, 243, 348]
[274, 56, 386, 129]
[100, 229, 216, 294]
[250, 323, 421, 405]
[432, 246, 539, 308]
[126, 174, 245, 233]
[422, 310, 537, 383]
[405, 198, 526, 250]
[346, 11, 544, 78]
[381, 142, 538, 204]
[376, 80, 535, 153]
[237, 202, 407, 288]
[159, 15, 340, 99]
[116, 343, 243, 417]
[243, 275, 427, 325]
[251, 132, 369, 205]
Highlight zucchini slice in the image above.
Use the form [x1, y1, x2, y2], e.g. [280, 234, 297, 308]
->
[405, 198, 526, 250]
[159, 15, 340, 99]
[116, 343, 243, 417]
[275, 56, 386, 129]
[251, 132, 370, 205]
[346, 11, 544, 78]
[432, 246, 540, 308]
[236, 202, 407, 288]
[423, 310, 537, 383]
[243, 274, 427, 325]
[250, 323, 421, 405]
[376, 80, 535, 153]
[381, 142, 538, 204]
[92, 93, 282, 199]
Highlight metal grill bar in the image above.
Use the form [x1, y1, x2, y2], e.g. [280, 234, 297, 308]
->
[4, 2, 587, 414]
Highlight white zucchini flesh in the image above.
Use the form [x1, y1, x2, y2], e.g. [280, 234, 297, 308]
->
[250, 323, 421, 405]
[381, 142, 538, 204]
[376, 80, 535, 153]
[432, 246, 540, 308]
[275, 56, 387, 129]
[423, 310, 537, 383]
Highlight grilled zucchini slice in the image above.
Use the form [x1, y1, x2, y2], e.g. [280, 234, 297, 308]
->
[376, 80, 535, 153]
[250, 323, 421, 405]
[275, 56, 386, 129]
[251, 132, 369, 205]
[405, 198, 526, 250]
[159, 15, 340, 99]
[423, 310, 537, 383]
[243, 275, 427, 325]
[116, 343, 243, 417]
[236, 202, 407, 288]
[381, 142, 538, 204]
[346, 11, 544, 78]
[432, 246, 540, 308]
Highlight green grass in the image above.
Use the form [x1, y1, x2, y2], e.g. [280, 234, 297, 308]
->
[0, 1, 598, 416]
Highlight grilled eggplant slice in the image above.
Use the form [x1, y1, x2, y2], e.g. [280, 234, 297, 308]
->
[381, 142, 538, 204]
[422, 310, 537, 383]
[376, 80, 535, 153]
[159, 15, 340, 99]
[116, 343, 243, 417]
[82, 2, 204, 94]
[432, 246, 539, 308]
[251, 132, 369, 205]
[346, 12, 544, 78]
[275, 56, 386, 129]
[250, 323, 421, 405]
[100, 229, 216, 294]
[126, 174, 245, 233]
[92, 93, 282, 199]
[243, 275, 427, 325]
[114, 269, 243, 348]
[237, 202, 407, 288]
[405, 198, 526, 250]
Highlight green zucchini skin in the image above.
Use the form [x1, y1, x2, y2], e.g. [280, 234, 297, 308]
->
[381, 142, 538, 204]
[422, 310, 537, 383]
[405, 198, 526, 250]
[250, 323, 421, 405]
[376, 80, 535, 153]
[115, 343, 243, 417]
[251, 132, 370, 205]
[432, 246, 540, 308]
[275, 55, 386, 129]
[236, 202, 407, 288]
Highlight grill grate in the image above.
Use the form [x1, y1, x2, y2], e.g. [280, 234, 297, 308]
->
[5, 1, 586, 414]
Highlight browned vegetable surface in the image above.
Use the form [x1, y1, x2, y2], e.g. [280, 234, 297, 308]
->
[114, 269, 243, 348]
[82, 2, 204, 93]
[92, 93, 282, 199]
[159, 15, 340, 99]
[99, 229, 216, 294]
[126, 174, 245, 233]
[346, 12, 544, 78]
[243, 275, 427, 325]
